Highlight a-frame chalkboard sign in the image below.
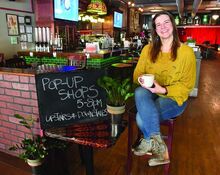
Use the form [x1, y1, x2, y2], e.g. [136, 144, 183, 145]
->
[35, 70, 108, 129]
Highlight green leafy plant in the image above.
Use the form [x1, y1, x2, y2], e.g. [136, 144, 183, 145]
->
[187, 38, 196, 43]
[97, 76, 134, 106]
[9, 114, 66, 162]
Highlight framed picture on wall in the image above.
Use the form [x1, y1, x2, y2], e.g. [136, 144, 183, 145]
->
[6, 14, 19, 36]
[19, 25, 25, 34]
[18, 16, 25, 24]
[27, 34, 33, 43]
[20, 42, 27, 50]
[10, 36, 18, 45]
[24, 16, 31, 25]
[26, 26, 32, 33]
[20, 34, 27, 42]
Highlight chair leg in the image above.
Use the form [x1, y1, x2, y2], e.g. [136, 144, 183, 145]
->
[127, 112, 143, 175]
[127, 113, 133, 175]
[163, 120, 174, 175]
[167, 120, 174, 155]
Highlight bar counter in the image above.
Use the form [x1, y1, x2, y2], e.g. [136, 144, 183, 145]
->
[0, 67, 35, 75]
[18, 48, 128, 59]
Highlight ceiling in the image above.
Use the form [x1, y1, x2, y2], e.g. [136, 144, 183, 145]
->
[114, 0, 220, 16]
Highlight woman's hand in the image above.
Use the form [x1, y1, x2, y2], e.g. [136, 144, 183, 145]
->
[141, 80, 167, 94]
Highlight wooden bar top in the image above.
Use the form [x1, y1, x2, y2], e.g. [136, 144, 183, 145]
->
[17, 48, 128, 59]
[0, 67, 35, 76]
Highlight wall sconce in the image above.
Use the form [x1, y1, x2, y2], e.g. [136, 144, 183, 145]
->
[212, 14, 219, 20]
[128, 1, 135, 7]
[138, 8, 143, 12]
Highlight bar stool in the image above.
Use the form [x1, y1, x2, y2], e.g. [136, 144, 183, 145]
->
[126, 105, 175, 175]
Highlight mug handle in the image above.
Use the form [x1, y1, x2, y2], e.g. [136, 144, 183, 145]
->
[138, 76, 143, 84]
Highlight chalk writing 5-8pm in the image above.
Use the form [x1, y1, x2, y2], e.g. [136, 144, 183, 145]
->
[77, 98, 103, 109]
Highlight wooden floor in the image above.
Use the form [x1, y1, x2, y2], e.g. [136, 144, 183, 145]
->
[1, 57, 220, 175]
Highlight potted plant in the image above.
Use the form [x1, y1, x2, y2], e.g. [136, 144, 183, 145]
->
[9, 114, 66, 174]
[9, 114, 47, 167]
[97, 76, 134, 122]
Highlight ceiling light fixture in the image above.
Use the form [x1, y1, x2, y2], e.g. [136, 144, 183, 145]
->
[205, 7, 220, 10]
[150, 9, 164, 12]
[212, 14, 219, 20]
[87, 0, 107, 15]
[128, 1, 135, 7]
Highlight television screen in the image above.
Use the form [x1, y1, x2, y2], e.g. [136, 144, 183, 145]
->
[114, 11, 123, 28]
[54, 0, 78, 22]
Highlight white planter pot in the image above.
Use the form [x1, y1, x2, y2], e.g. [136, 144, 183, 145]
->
[107, 105, 125, 115]
[27, 159, 43, 167]
[107, 105, 125, 126]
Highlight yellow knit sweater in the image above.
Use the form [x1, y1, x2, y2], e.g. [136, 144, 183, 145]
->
[133, 44, 196, 106]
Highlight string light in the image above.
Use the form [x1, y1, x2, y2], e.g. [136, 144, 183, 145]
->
[79, 14, 105, 23]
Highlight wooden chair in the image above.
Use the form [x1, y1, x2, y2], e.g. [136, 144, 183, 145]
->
[126, 105, 175, 175]
[5, 57, 30, 68]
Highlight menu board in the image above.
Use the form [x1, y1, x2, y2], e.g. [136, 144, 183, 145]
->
[35, 70, 108, 129]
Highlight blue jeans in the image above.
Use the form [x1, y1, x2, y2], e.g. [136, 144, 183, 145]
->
[135, 86, 187, 140]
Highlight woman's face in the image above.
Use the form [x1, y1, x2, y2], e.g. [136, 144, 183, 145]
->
[155, 14, 173, 40]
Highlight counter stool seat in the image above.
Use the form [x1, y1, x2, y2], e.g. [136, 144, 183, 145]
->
[126, 105, 175, 175]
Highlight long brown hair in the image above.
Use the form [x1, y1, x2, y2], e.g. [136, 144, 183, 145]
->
[150, 11, 180, 63]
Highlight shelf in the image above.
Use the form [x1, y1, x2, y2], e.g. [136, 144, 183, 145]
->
[177, 25, 220, 28]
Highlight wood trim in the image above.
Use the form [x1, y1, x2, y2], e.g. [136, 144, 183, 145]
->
[0, 0, 34, 14]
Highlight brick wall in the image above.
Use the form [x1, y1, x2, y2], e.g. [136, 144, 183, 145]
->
[0, 72, 41, 156]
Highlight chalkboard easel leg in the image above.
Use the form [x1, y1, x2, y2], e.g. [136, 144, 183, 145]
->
[82, 145, 94, 175]
[30, 165, 43, 175]
[78, 144, 85, 164]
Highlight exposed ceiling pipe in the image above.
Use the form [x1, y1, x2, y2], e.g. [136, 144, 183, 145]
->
[191, 0, 203, 18]
[176, 0, 184, 18]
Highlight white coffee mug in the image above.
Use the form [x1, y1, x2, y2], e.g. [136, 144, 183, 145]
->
[138, 74, 154, 88]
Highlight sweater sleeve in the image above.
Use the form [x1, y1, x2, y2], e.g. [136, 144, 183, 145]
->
[133, 45, 150, 84]
[165, 47, 196, 106]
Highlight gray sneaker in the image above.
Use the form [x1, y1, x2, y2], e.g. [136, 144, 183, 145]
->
[132, 138, 153, 156]
[148, 157, 170, 166]
[148, 135, 170, 166]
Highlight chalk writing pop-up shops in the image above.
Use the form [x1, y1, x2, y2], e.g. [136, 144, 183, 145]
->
[35, 70, 108, 129]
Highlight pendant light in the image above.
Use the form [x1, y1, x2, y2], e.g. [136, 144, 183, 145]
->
[87, 0, 107, 15]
